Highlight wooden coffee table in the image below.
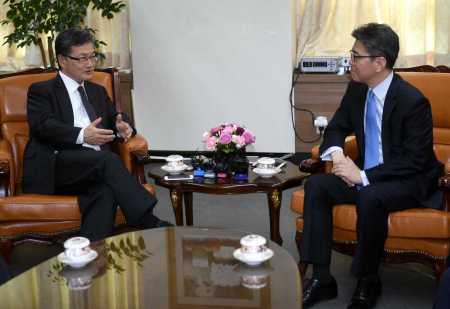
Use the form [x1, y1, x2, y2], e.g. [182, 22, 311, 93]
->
[147, 161, 308, 245]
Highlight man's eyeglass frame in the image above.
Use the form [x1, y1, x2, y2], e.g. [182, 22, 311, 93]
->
[64, 53, 99, 63]
[350, 50, 384, 61]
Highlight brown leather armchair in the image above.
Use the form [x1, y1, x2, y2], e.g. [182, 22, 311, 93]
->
[291, 69, 450, 280]
[0, 68, 154, 258]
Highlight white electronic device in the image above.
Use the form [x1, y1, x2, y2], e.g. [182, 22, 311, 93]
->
[299, 56, 350, 74]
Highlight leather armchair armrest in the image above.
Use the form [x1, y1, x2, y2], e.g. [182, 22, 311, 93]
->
[116, 134, 149, 184]
[118, 133, 148, 157]
[299, 158, 324, 174]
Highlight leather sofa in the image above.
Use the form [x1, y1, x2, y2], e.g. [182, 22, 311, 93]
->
[0, 68, 153, 259]
[291, 69, 450, 280]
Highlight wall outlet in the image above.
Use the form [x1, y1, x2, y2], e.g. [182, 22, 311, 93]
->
[314, 116, 328, 134]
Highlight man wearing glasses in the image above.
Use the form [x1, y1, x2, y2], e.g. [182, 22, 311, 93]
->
[301, 23, 443, 309]
[23, 28, 171, 242]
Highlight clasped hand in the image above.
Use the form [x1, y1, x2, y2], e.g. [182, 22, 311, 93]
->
[331, 151, 362, 186]
[84, 114, 132, 145]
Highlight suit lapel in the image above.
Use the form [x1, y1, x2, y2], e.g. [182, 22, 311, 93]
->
[382, 73, 400, 127]
[55, 74, 75, 125]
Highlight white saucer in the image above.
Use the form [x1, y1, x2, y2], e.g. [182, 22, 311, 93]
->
[253, 167, 281, 178]
[58, 249, 98, 268]
[233, 248, 274, 266]
[161, 164, 188, 175]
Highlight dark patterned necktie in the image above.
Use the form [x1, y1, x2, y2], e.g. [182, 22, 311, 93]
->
[77, 86, 97, 122]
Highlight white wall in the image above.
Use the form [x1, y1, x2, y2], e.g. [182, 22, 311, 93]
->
[129, 0, 294, 152]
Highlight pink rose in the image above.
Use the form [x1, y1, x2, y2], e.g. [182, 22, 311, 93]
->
[202, 131, 210, 142]
[210, 127, 221, 135]
[242, 130, 255, 144]
[222, 126, 234, 135]
[219, 133, 232, 144]
[206, 136, 217, 150]
[232, 135, 246, 148]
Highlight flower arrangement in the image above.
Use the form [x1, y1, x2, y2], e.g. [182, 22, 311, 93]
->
[202, 123, 256, 153]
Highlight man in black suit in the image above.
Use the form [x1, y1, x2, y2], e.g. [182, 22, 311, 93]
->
[301, 23, 443, 309]
[23, 28, 171, 242]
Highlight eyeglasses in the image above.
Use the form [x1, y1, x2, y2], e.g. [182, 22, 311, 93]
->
[349, 50, 383, 62]
[64, 53, 98, 63]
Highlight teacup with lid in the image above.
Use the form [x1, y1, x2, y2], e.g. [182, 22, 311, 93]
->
[64, 237, 91, 261]
[240, 234, 267, 254]
[256, 157, 276, 170]
[166, 154, 184, 168]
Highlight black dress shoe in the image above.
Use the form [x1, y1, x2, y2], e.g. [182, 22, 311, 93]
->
[303, 276, 338, 308]
[141, 213, 173, 229]
[347, 275, 381, 309]
[154, 218, 173, 228]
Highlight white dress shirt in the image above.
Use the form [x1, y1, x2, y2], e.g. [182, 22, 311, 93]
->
[321, 71, 394, 186]
[59, 72, 100, 151]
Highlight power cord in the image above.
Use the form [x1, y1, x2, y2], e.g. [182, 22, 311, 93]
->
[289, 69, 323, 143]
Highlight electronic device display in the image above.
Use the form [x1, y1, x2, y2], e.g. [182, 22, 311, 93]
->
[164, 174, 194, 181]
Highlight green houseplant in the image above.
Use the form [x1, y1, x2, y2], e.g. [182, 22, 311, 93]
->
[1, 0, 126, 68]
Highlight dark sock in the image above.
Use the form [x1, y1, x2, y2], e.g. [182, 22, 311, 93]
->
[312, 264, 332, 283]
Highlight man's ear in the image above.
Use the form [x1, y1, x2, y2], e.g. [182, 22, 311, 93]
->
[374, 56, 387, 72]
[56, 55, 65, 70]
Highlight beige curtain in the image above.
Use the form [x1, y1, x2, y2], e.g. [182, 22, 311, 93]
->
[295, 0, 450, 68]
[0, 0, 131, 71]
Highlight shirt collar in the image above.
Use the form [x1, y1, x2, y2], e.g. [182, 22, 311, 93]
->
[370, 71, 394, 102]
[59, 71, 84, 94]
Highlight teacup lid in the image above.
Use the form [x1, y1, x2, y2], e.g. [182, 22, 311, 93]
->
[64, 236, 90, 250]
[256, 157, 275, 165]
[166, 154, 184, 162]
[240, 234, 266, 247]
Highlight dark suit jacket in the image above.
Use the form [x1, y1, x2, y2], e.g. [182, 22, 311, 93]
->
[319, 73, 443, 207]
[23, 73, 130, 195]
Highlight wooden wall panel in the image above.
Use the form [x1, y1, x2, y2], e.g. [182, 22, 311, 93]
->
[294, 74, 350, 152]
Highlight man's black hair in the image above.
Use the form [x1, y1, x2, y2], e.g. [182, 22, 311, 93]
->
[55, 28, 95, 57]
[352, 23, 399, 69]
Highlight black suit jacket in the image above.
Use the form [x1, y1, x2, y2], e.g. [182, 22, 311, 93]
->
[320, 73, 443, 207]
[23, 73, 128, 194]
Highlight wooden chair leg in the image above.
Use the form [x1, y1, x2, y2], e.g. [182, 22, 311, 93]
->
[0, 239, 13, 263]
[295, 229, 309, 281]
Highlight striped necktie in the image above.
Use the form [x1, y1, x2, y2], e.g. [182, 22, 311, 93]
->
[364, 89, 380, 170]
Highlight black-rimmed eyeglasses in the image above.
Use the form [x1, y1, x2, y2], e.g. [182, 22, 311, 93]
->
[349, 50, 383, 62]
[64, 53, 98, 63]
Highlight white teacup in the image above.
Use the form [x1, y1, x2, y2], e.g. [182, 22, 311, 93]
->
[240, 234, 267, 254]
[256, 157, 276, 170]
[166, 154, 184, 168]
[64, 237, 91, 261]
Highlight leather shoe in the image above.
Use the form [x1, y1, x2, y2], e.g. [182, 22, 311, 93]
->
[303, 276, 338, 308]
[347, 275, 381, 309]
[154, 218, 173, 228]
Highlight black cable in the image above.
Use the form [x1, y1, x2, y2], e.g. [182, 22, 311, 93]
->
[289, 69, 323, 143]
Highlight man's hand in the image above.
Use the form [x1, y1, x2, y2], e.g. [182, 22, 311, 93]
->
[84, 117, 115, 145]
[115, 113, 133, 142]
[332, 156, 362, 186]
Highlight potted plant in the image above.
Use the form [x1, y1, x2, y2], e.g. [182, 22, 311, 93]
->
[1, 0, 126, 68]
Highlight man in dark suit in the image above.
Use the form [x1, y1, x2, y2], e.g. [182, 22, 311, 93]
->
[301, 23, 443, 309]
[23, 28, 171, 242]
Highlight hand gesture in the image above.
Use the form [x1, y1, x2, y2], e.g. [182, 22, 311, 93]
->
[332, 156, 362, 186]
[115, 113, 133, 142]
[84, 117, 115, 145]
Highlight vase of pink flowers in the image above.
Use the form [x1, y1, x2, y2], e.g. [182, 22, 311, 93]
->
[202, 123, 256, 175]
